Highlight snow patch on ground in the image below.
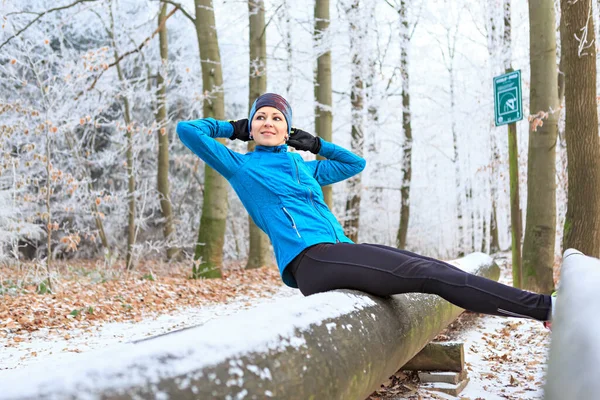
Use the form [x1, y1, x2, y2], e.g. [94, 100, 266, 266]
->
[400, 253, 551, 400]
[0, 286, 300, 372]
[1, 252, 550, 400]
[459, 315, 549, 400]
[1, 287, 379, 399]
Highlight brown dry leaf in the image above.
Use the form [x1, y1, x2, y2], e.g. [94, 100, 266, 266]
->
[0, 260, 283, 339]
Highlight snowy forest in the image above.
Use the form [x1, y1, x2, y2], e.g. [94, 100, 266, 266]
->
[1, 0, 599, 292]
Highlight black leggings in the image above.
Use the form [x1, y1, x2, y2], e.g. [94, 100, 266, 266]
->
[289, 243, 551, 321]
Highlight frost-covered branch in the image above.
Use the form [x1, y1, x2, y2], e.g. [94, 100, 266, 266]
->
[573, 0, 594, 57]
[0, 0, 101, 50]
[79, 6, 178, 97]
[156, 0, 195, 23]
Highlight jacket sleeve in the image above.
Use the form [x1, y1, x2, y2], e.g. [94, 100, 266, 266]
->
[177, 118, 245, 179]
[305, 139, 366, 186]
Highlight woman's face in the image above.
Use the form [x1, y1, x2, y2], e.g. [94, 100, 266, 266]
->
[250, 106, 288, 146]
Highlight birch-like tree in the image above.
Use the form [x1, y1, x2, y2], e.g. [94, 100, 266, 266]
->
[436, 2, 464, 256]
[192, 0, 228, 278]
[484, 0, 506, 254]
[522, 0, 559, 292]
[246, 0, 271, 269]
[560, 0, 600, 257]
[107, 1, 137, 270]
[389, 0, 414, 250]
[343, 0, 366, 242]
[314, 0, 333, 208]
[155, 3, 176, 260]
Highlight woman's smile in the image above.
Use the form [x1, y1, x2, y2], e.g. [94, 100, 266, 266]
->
[251, 106, 288, 146]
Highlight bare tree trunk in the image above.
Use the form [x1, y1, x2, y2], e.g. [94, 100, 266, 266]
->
[314, 0, 333, 208]
[156, 3, 176, 260]
[282, 0, 293, 97]
[522, 0, 559, 292]
[485, 0, 504, 255]
[396, 0, 412, 250]
[481, 214, 487, 253]
[44, 115, 53, 290]
[437, 10, 463, 256]
[490, 198, 500, 252]
[560, 0, 600, 257]
[450, 64, 462, 256]
[192, 0, 228, 279]
[490, 122, 500, 254]
[508, 119, 523, 287]
[343, 0, 364, 243]
[246, 0, 271, 269]
[63, 129, 109, 250]
[496, 0, 523, 286]
[109, 2, 136, 270]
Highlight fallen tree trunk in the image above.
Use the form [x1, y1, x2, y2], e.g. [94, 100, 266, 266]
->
[1, 253, 499, 400]
[545, 249, 600, 400]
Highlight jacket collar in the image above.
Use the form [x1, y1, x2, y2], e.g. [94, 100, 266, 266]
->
[255, 144, 288, 153]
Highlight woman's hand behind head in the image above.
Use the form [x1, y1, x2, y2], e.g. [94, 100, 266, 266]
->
[229, 119, 251, 141]
[288, 128, 321, 154]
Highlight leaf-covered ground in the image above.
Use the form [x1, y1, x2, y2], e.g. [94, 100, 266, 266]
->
[1, 255, 552, 399]
[368, 254, 552, 400]
[0, 260, 284, 350]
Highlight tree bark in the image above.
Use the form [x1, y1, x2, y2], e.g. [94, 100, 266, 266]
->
[156, 3, 176, 260]
[246, 0, 271, 269]
[490, 199, 500, 252]
[449, 54, 462, 256]
[508, 119, 523, 287]
[109, 2, 136, 270]
[396, 0, 412, 250]
[314, 0, 333, 208]
[522, 0, 559, 292]
[343, 0, 364, 243]
[193, 0, 228, 278]
[484, 0, 505, 255]
[560, 0, 600, 257]
[44, 116, 53, 290]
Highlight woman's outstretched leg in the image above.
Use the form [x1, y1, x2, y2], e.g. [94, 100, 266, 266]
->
[290, 243, 551, 321]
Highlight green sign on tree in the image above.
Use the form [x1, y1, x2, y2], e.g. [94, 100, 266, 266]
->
[493, 70, 523, 126]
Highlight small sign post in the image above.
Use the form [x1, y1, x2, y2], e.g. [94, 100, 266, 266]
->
[493, 70, 523, 126]
[494, 69, 523, 288]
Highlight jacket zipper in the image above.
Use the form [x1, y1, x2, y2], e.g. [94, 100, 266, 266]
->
[496, 308, 531, 319]
[282, 207, 301, 238]
[293, 156, 340, 243]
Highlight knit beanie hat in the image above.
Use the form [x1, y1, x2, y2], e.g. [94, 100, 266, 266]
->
[248, 93, 292, 135]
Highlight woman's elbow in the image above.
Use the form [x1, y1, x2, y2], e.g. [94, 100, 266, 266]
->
[176, 121, 190, 141]
[357, 157, 366, 172]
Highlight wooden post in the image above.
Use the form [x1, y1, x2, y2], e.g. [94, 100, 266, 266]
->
[507, 119, 522, 288]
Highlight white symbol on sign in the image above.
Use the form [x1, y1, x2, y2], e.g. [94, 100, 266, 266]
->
[504, 98, 516, 112]
[498, 88, 519, 117]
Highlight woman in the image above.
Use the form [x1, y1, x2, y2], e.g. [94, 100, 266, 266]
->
[177, 93, 554, 328]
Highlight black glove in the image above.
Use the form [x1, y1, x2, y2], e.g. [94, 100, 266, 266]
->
[229, 119, 252, 141]
[288, 128, 321, 154]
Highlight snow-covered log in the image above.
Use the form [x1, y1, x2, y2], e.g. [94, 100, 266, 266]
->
[545, 249, 600, 400]
[2, 253, 499, 400]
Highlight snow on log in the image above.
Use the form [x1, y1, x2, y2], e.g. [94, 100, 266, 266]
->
[1, 253, 499, 400]
[545, 249, 600, 400]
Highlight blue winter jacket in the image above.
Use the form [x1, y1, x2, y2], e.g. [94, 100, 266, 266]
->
[177, 118, 366, 288]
